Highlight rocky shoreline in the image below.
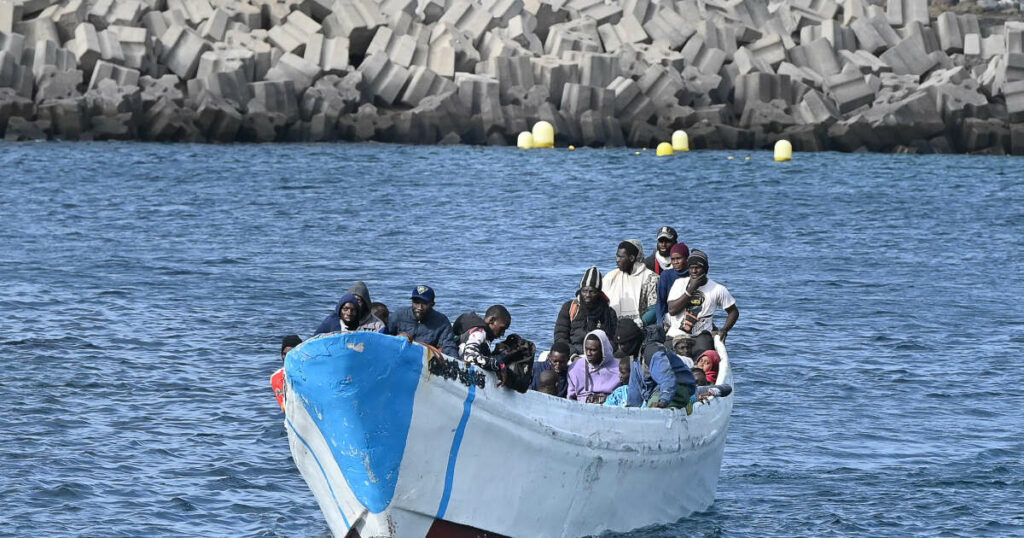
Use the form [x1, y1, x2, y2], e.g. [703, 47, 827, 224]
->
[1, 0, 1023, 153]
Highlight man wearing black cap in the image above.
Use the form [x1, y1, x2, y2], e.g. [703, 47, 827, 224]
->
[665, 250, 739, 358]
[553, 266, 618, 356]
[387, 285, 459, 357]
[644, 226, 678, 275]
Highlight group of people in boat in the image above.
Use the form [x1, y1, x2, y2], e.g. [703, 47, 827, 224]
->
[277, 226, 736, 411]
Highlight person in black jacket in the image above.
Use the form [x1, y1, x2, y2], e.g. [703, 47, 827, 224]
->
[553, 266, 618, 355]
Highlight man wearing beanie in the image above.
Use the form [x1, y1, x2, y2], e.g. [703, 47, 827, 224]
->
[553, 266, 619, 356]
[656, 241, 691, 326]
[665, 250, 739, 358]
[644, 226, 679, 275]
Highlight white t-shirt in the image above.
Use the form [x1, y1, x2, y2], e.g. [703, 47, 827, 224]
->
[665, 277, 736, 338]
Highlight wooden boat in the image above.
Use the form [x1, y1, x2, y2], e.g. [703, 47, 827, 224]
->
[276, 330, 734, 537]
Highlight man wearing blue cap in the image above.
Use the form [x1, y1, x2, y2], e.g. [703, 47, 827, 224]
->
[387, 285, 459, 357]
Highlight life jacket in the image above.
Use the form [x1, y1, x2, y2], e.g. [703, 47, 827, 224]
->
[271, 368, 285, 411]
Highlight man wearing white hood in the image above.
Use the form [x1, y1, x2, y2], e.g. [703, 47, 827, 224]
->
[603, 240, 659, 327]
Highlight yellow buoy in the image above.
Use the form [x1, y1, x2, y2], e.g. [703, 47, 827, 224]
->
[517, 131, 534, 149]
[532, 121, 554, 148]
[568, 145, 575, 151]
[656, 142, 674, 156]
[635, 151, 641, 155]
[745, 156, 751, 161]
[727, 155, 734, 160]
[671, 130, 689, 151]
[774, 139, 792, 162]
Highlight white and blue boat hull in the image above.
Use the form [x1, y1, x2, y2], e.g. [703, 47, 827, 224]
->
[282, 331, 733, 537]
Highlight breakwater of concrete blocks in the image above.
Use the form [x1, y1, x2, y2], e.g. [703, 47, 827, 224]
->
[1, 0, 1023, 153]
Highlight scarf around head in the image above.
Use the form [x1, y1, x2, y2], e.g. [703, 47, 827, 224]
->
[698, 350, 721, 383]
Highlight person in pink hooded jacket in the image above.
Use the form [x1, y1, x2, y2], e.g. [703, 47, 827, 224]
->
[567, 329, 621, 404]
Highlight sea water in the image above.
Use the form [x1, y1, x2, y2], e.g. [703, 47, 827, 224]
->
[1, 143, 1021, 537]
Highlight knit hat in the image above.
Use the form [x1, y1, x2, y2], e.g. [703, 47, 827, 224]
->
[579, 266, 602, 290]
[687, 250, 709, 271]
[670, 242, 690, 259]
[616, 318, 643, 345]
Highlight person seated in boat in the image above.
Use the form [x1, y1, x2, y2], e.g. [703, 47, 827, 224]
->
[694, 350, 721, 384]
[602, 351, 633, 407]
[272, 334, 303, 409]
[695, 383, 733, 404]
[690, 363, 733, 404]
[627, 342, 697, 410]
[665, 250, 739, 358]
[530, 341, 571, 398]
[371, 302, 389, 326]
[280, 334, 302, 361]
[567, 330, 620, 404]
[643, 226, 678, 275]
[554, 266, 618, 356]
[456, 306, 532, 391]
[536, 369, 560, 396]
[691, 367, 708, 386]
[656, 242, 690, 326]
[314, 281, 386, 335]
[387, 285, 459, 357]
[614, 318, 645, 360]
[604, 240, 659, 327]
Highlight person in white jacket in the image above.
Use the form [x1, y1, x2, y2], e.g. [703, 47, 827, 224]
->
[603, 240, 659, 327]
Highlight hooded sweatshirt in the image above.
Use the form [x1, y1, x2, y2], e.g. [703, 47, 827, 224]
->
[314, 282, 386, 335]
[626, 343, 697, 407]
[566, 329, 621, 402]
[697, 350, 721, 384]
[604, 240, 659, 326]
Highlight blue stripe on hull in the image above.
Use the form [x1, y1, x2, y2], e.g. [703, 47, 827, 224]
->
[436, 366, 477, 520]
[286, 416, 351, 531]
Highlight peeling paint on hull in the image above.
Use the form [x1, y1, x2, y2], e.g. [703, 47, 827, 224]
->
[282, 331, 734, 538]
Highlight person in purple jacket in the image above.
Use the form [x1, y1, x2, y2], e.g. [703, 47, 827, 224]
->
[567, 329, 621, 404]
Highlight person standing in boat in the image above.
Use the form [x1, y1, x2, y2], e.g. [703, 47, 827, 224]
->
[387, 285, 459, 357]
[626, 342, 697, 410]
[553, 266, 618, 356]
[567, 330, 620, 404]
[665, 251, 739, 358]
[313, 281, 386, 335]
[644, 226, 679, 275]
[604, 240, 659, 327]
[529, 341, 571, 397]
[655, 242, 690, 326]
